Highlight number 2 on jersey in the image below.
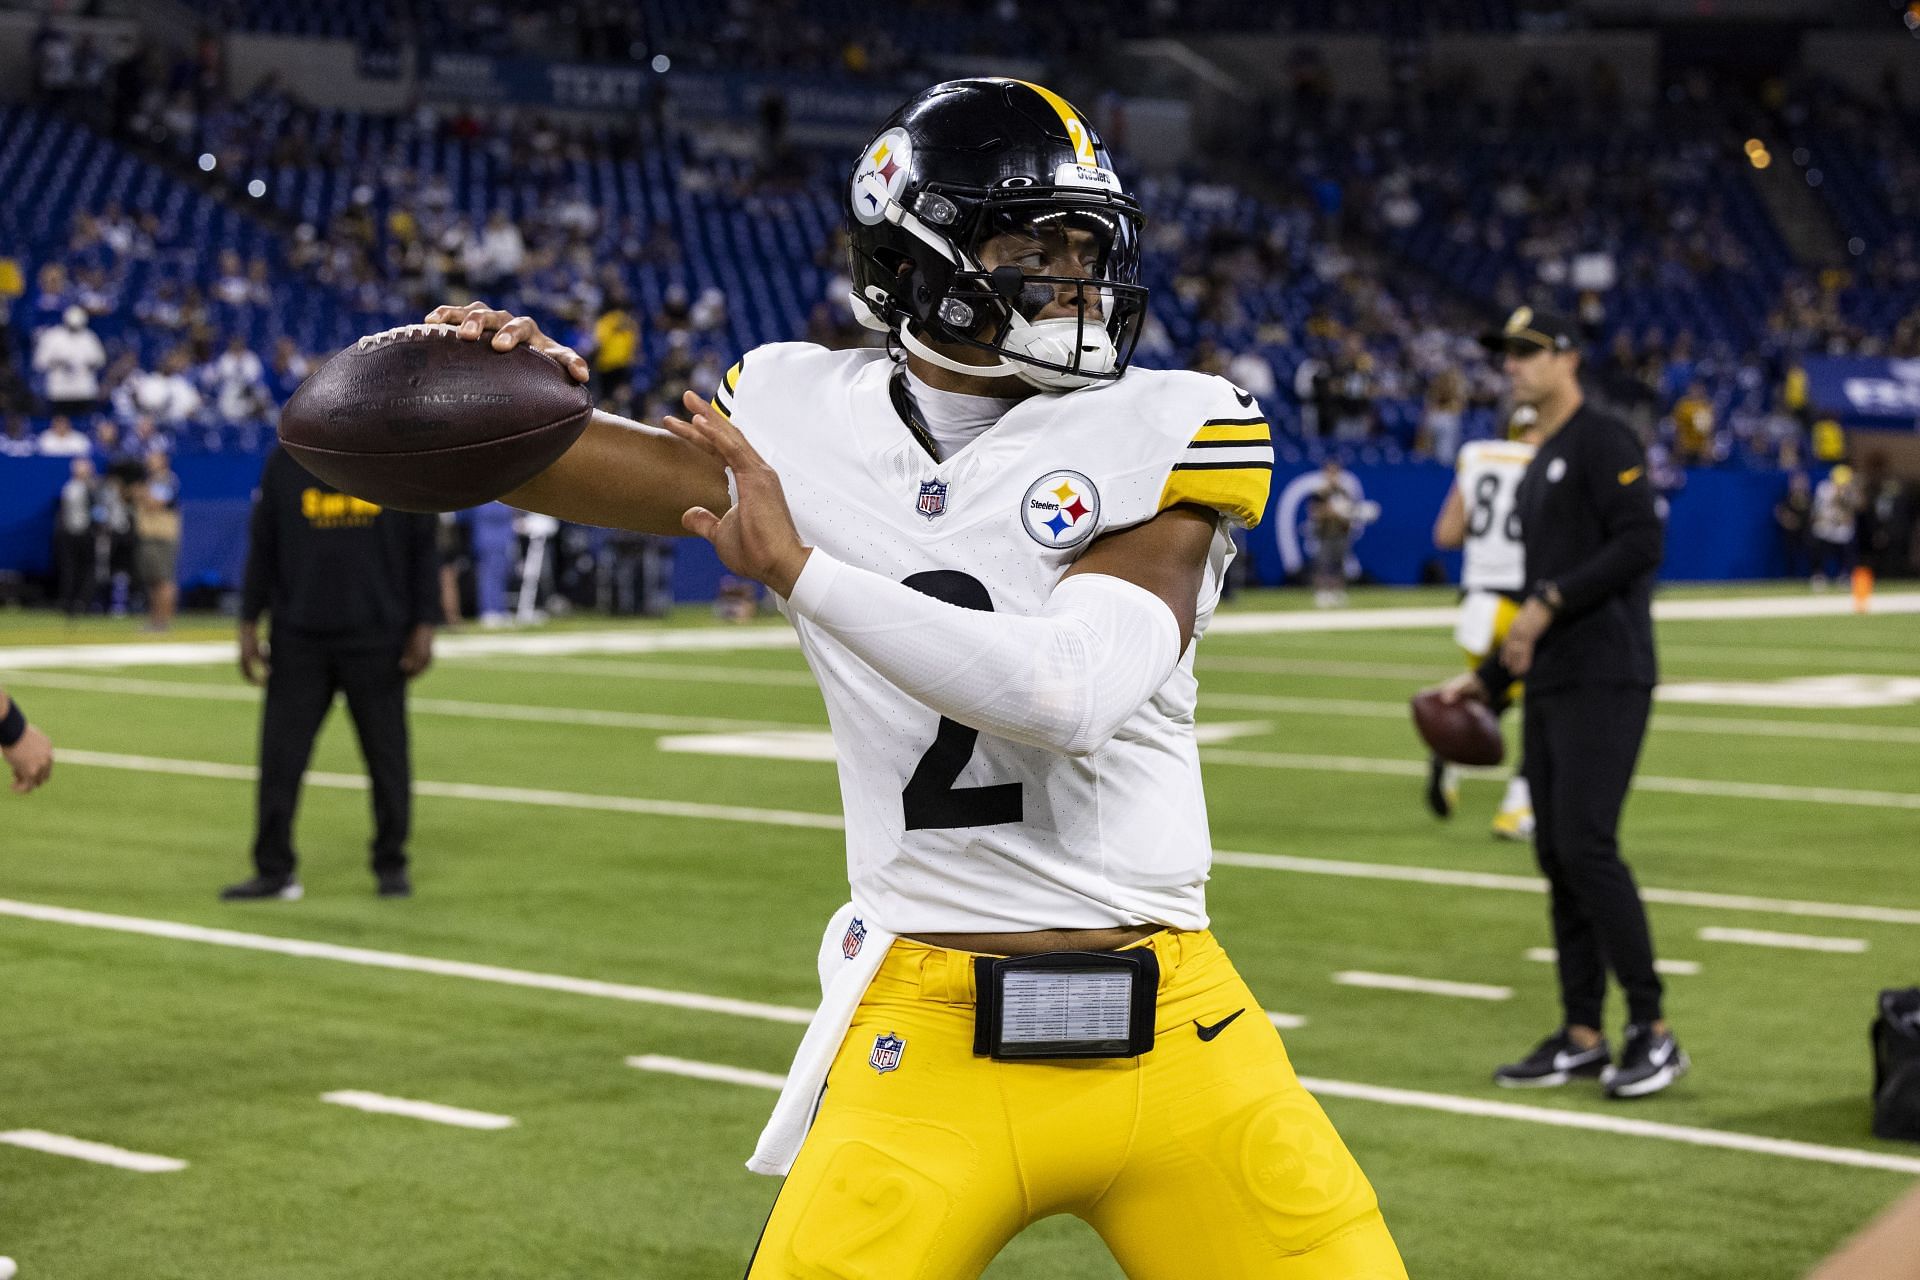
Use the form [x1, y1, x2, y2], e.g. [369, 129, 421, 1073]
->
[899, 571, 1024, 831]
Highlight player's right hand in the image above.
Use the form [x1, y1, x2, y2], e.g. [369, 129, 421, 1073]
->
[425, 302, 590, 384]
[3, 723, 53, 793]
[1432, 671, 1488, 706]
[238, 622, 270, 687]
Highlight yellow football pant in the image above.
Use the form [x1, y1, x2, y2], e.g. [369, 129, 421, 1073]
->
[747, 929, 1408, 1279]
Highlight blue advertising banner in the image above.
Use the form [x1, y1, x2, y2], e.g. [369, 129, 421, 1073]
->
[1800, 356, 1920, 428]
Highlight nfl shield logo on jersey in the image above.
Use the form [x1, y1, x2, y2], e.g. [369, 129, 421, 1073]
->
[869, 1032, 906, 1074]
[916, 479, 949, 521]
[841, 917, 867, 959]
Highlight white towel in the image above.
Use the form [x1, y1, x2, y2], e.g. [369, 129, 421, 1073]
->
[747, 902, 895, 1176]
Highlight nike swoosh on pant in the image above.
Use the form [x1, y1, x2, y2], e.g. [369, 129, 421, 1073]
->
[1194, 1009, 1246, 1041]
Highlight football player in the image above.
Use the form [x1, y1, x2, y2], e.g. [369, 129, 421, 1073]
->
[427, 79, 1407, 1278]
[1428, 392, 1545, 840]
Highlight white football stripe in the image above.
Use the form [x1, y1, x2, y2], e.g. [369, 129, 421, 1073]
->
[36, 749, 1920, 926]
[0, 1130, 186, 1172]
[621, 1054, 1920, 1177]
[1266, 1011, 1309, 1030]
[1696, 927, 1868, 954]
[1332, 971, 1512, 1001]
[1525, 947, 1701, 976]
[0, 671, 809, 734]
[320, 1091, 517, 1130]
[0, 898, 815, 1024]
[627, 1055, 787, 1091]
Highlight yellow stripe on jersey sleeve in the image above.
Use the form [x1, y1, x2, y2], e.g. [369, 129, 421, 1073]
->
[1160, 416, 1274, 527]
[1160, 466, 1272, 527]
[708, 359, 744, 421]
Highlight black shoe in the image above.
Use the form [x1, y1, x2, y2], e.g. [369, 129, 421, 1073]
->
[1426, 755, 1459, 820]
[1603, 1024, 1688, 1099]
[376, 870, 412, 899]
[1493, 1028, 1611, 1088]
[220, 875, 302, 902]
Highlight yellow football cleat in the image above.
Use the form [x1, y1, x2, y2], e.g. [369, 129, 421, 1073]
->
[1491, 807, 1535, 842]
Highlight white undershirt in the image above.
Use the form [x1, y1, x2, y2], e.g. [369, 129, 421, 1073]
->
[905, 368, 1021, 460]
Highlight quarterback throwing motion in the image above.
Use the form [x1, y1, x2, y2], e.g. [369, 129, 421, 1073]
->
[426, 79, 1406, 1278]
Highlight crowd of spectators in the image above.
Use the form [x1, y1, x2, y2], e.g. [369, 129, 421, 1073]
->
[6, 19, 1920, 487]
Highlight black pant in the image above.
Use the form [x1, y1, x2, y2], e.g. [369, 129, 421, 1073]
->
[252, 632, 412, 880]
[1523, 682, 1663, 1029]
[55, 529, 93, 615]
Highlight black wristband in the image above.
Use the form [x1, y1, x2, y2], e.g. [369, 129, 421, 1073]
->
[0, 696, 25, 749]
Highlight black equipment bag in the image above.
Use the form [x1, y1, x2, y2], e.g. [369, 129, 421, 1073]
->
[1872, 987, 1920, 1142]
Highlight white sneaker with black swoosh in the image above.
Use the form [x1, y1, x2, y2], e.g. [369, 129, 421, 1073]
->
[1493, 1028, 1612, 1088]
[1603, 1024, 1689, 1099]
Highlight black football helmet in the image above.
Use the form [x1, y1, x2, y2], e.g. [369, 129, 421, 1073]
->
[846, 78, 1149, 391]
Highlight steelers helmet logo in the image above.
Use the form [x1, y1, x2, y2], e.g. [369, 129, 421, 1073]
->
[851, 127, 914, 226]
[1021, 470, 1101, 549]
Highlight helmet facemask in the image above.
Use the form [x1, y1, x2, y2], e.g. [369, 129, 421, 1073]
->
[854, 185, 1149, 392]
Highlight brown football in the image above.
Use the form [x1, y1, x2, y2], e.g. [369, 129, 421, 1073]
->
[278, 323, 592, 512]
[1410, 688, 1505, 767]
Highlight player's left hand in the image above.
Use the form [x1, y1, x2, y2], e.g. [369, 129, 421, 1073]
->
[399, 624, 435, 678]
[3, 723, 53, 794]
[1499, 597, 1555, 677]
[663, 390, 812, 596]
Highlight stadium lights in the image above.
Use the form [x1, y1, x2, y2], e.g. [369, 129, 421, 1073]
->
[651, 54, 671, 73]
[247, 179, 267, 198]
[197, 153, 216, 172]
[1743, 139, 1772, 170]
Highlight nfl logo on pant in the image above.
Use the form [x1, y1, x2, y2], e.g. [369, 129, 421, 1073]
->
[869, 1032, 905, 1074]
[841, 917, 867, 959]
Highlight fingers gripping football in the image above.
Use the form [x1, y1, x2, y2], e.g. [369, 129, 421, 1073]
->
[424, 301, 590, 383]
[662, 389, 813, 596]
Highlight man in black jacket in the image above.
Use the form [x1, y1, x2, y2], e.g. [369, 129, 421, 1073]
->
[223, 447, 441, 902]
[1436, 307, 1684, 1100]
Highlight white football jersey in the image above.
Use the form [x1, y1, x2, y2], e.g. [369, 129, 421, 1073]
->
[717, 343, 1272, 934]
[1455, 439, 1536, 592]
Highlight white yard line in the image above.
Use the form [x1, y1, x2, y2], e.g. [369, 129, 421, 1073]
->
[1210, 849, 1920, 927]
[461, 658, 820, 688]
[7, 593, 1913, 672]
[320, 1091, 517, 1130]
[627, 1056, 789, 1091]
[1204, 692, 1920, 747]
[1525, 947, 1701, 976]
[1294, 1078, 1920, 1176]
[0, 671, 809, 734]
[1331, 971, 1512, 1001]
[1697, 927, 1868, 954]
[42, 749, 1920, 926]
[0, 1130, 186, 1172]
[0, 898, 814, 1025]
[1197, 747, 1920, 811]
[625, 1052, 1920, 1178]
[7, 902, 1916, 1177]
[1266, 1012, 1309, 1030]
[56, 749, 846, 831]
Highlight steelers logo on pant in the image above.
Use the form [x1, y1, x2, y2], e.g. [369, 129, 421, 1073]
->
[1236, 1092, 1372, 1248]
[1021, 470, 1101, 549]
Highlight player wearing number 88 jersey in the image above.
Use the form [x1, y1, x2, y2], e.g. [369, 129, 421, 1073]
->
[1432, 410, 1544, 837]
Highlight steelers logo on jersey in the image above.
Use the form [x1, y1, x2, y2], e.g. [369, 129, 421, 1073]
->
[1021, 470, 1101, 549]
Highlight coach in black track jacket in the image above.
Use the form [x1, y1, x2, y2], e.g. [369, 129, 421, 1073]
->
[1443, 307, 1687, 1101]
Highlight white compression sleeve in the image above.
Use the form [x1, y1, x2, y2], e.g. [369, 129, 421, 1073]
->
[785, 551, 1182, 757]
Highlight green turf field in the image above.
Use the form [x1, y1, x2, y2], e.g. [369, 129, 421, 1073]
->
[3, 586, 1917, 1279]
